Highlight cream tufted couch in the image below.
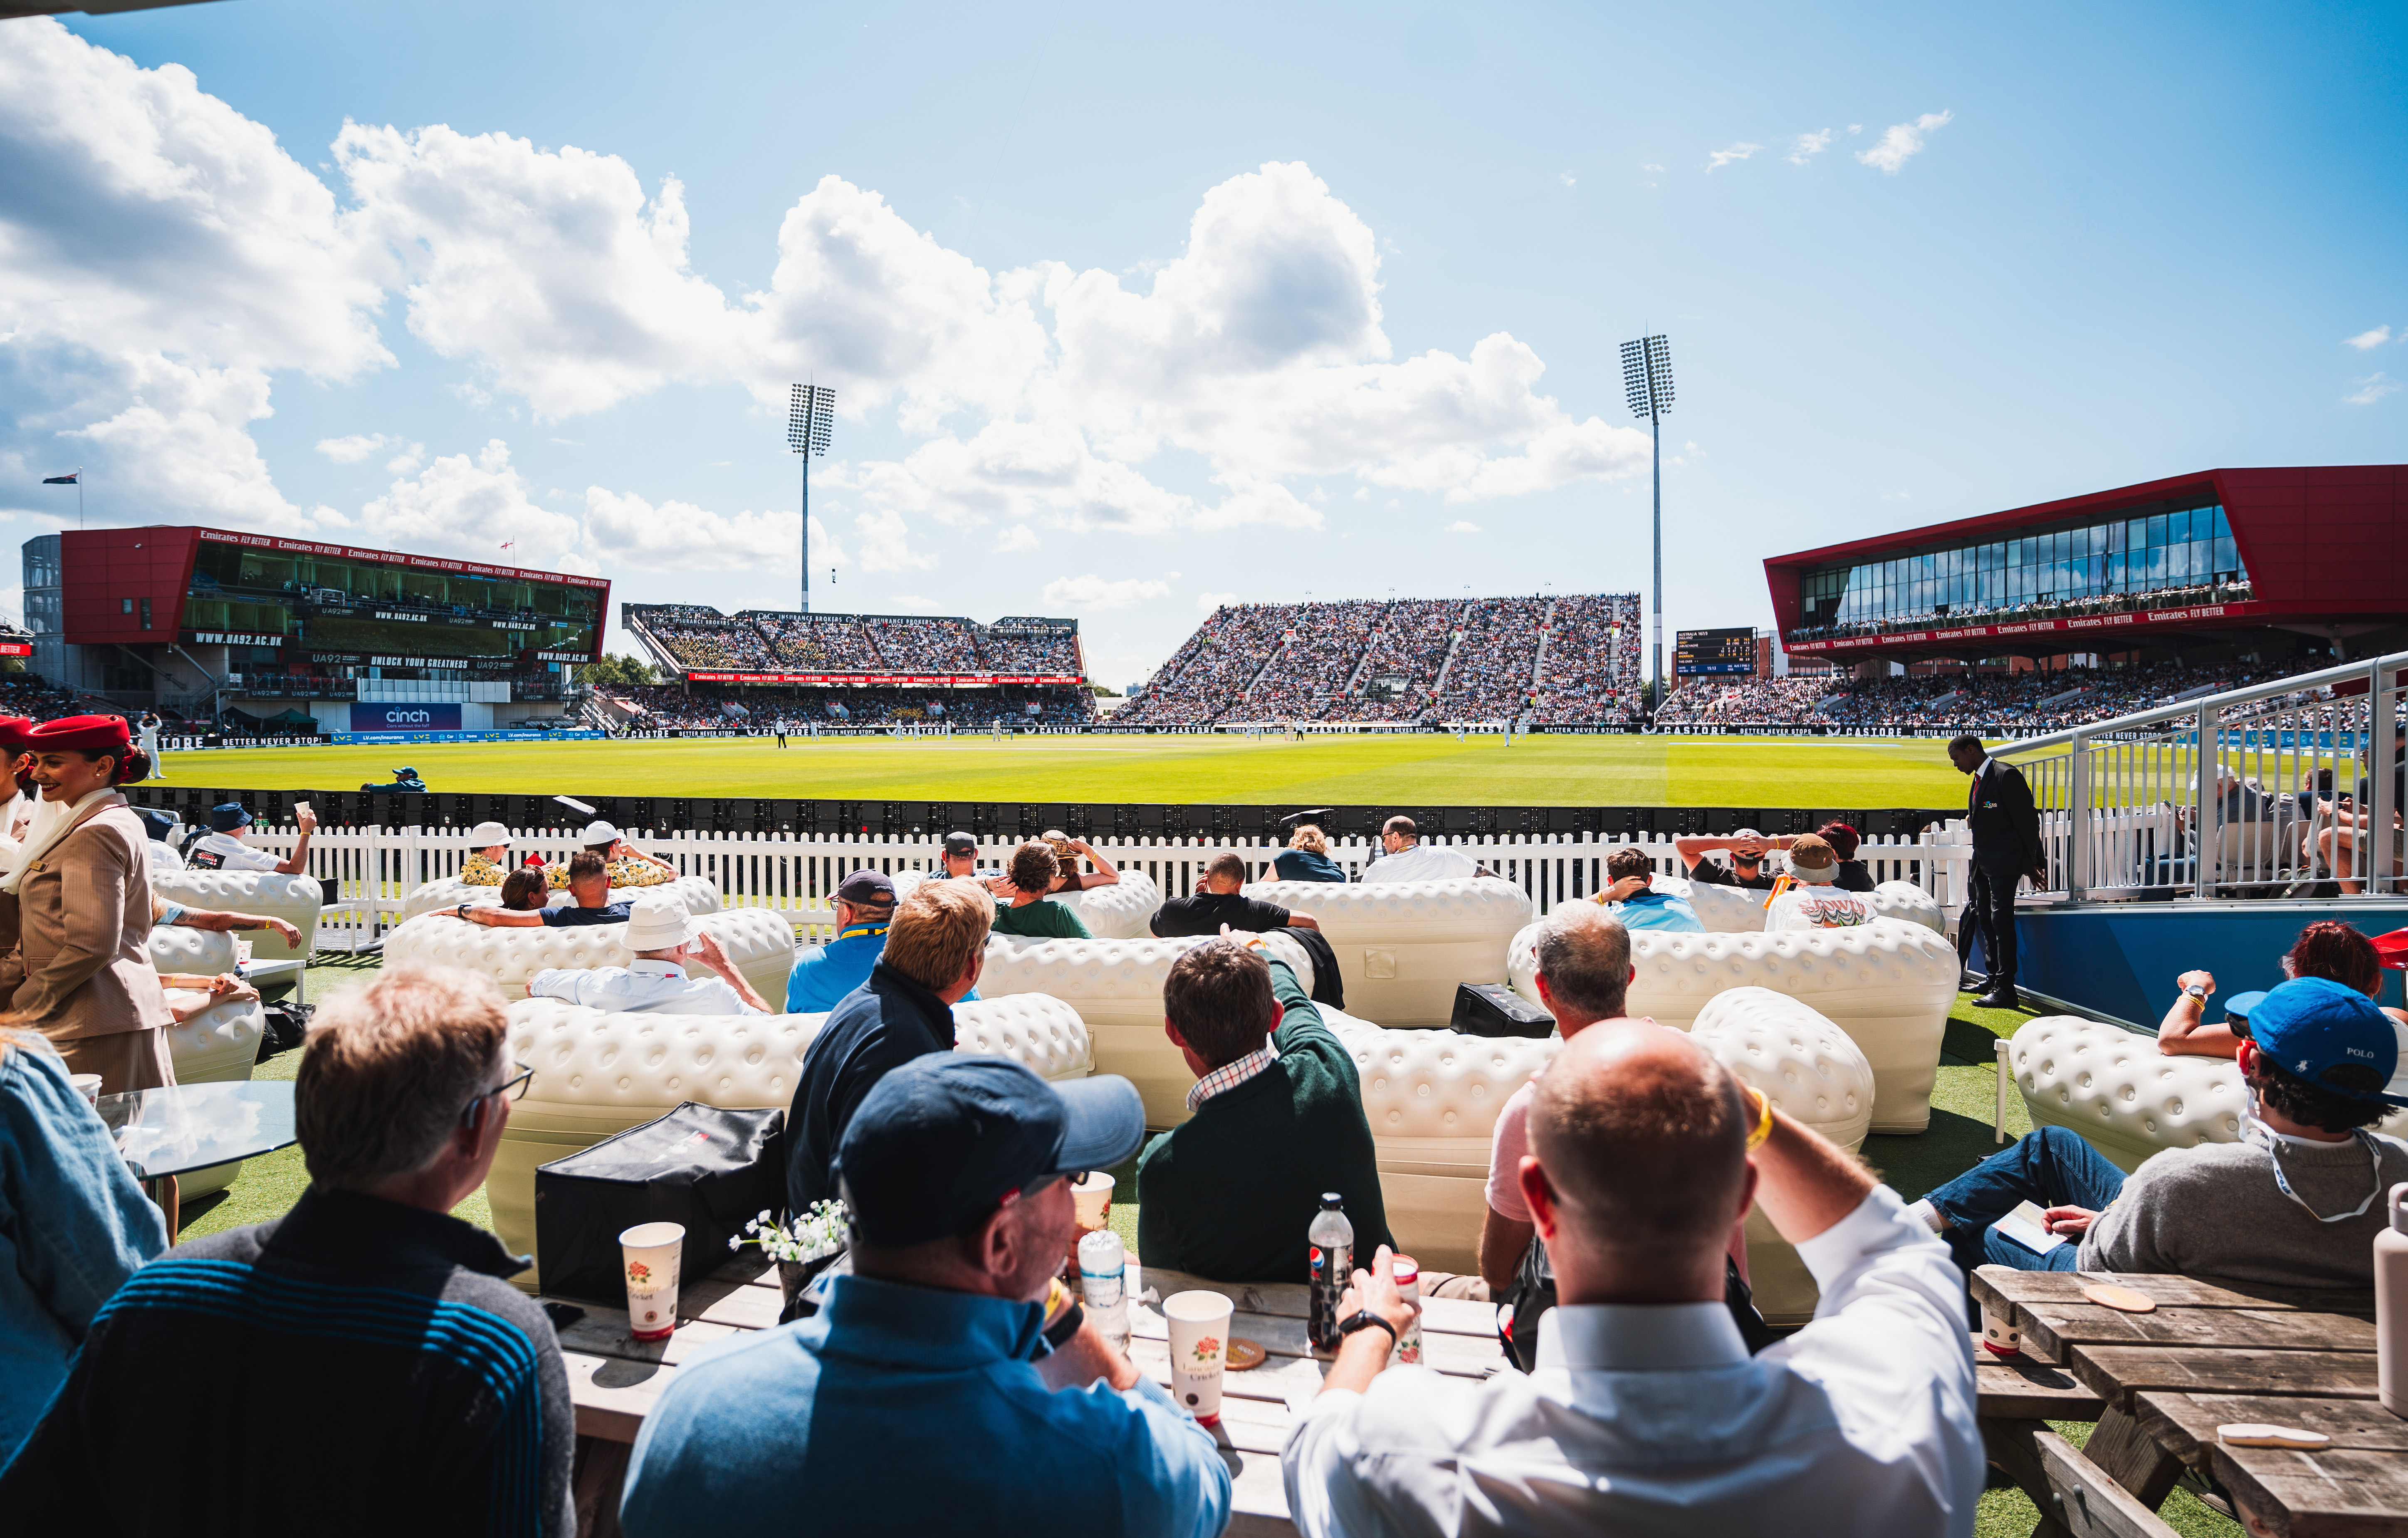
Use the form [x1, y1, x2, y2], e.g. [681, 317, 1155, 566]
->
[149, 924, 237, 978]
[1690, 989, 1875, 1325]
[977, 931, 1316, 1126]
[382, 908, 796, 1007]
[151, 871, 322, 961]
[1240, 877, 1535, 1028]
[161, 995, 267, 1200]
[1869, 880, 1947, 934]
[1318, 1007, 1557, 1276]
[1049, 872, 1163, 941]
[1509, 917, 1957, 1133]
[398, 873, 722, 925]
[1650, 875, 1767, 933]
[492, 992, 1092, 1283]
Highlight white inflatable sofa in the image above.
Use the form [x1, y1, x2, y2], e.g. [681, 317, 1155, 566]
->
[976, 931, 1316, 1126]
[381, 907, 796, 1007]
[493, 992, 1091, 1282]
[151, 870, 323, 961]
[1048, 872, 1164, 941]
[1649, 875, 1767, 933]
[399, 873, 722, 925]
[1240, 877, 1535, 1028]
[160, 994, 267, 1200]
[148, 924, 238, 978]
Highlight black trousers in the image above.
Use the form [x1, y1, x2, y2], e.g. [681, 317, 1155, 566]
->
[1964, 857, 2022, 989]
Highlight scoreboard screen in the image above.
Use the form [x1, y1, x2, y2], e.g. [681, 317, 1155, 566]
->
[1676, 627, 1757, 676]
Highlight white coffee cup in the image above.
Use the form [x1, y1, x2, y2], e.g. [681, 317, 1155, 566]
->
[1071, 1171, 1114, 1231]
[620, 1221, 686, 1341]
[69, 1073, 103, 1108]
[234, 939, 254, 972]
[1163, 1289, 1235, 1426]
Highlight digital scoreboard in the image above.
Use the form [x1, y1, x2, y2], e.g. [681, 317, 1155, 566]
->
[1675, 627, 1758, 676]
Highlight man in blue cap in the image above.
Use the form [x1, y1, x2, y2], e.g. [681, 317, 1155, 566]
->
[785, 869, 899, 1014]
[358, 765, 426, 794]
[620, 1054, 1231, 1538]
[184, 801, 315, 875]
[1909, 975, 2408, 1312]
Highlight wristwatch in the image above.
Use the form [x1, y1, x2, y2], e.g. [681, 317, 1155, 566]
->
[2184, 982, 2208, 1000]
[1337, 1309, 1397, 1348]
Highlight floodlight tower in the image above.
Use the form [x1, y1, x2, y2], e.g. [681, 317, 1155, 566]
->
[788, 383, 835, 612]
[1619, 334, 1673, 711]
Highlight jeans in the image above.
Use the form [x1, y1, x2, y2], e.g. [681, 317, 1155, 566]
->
[1926, 1126, 2126, 1276]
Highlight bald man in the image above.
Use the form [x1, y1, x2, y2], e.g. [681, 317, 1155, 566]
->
[1284, 1024, 1982, 1538]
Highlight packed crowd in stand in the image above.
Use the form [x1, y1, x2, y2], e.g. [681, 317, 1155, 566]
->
[975, 628, 1084, 674]
[1785, 576, 2255, 645]
[595, 681, 1096, 729]
[747, 612, 888, 671]
[1656, 659, 2288, 730]
[628, 606, 1088, 681]
[1116, 592, 1642, 726]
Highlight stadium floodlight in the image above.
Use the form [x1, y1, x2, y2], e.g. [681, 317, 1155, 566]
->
[1619, 334, 1673, 712]
[788, 383, 836, 613]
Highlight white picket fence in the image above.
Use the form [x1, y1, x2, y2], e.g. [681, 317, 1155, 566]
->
[230, 824, 1975, 952]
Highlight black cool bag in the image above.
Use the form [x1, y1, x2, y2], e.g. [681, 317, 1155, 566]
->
[535, 1103, 786, 1308]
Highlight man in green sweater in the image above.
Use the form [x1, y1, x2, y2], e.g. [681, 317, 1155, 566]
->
[989, 842, 1094, 941]
[1136, 931, 1390, 1283]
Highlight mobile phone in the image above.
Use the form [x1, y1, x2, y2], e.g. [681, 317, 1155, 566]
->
[541, 1301, 585, 1331]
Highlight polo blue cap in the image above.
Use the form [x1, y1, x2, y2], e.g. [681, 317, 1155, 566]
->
[2245, 976, 2408, 1108]
[137, 809, 179, 842]
[2223, 990, 2268, 1022]
[834, 1055, 1144, 1247]
[208, 802, 252, 832]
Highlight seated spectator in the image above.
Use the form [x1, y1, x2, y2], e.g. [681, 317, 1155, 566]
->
[547, 819, 674, 889]
[786, 870, 898, 1014]
[1360, 815, 1478, 884]
[151, 894, 304, 950]
[184, 800, 316, 876]
[787, 881, 994, 1210]
[1817, 821, 1875, 893]
[989, 843, 1094, 939]
[1150, 854, 1319, 937]
[158, 970, 260, 1024]
[1763, 836, 1876, 929]
[1274, 822, 1347, 883]
[497, 868, 549, 912]
[1040, 830, 1121, 893]
[1594, 848, 1699, 933]
[447, 851, 631, 928]
[1285, 1020, 1981, 1536]
[528, 896, 771, 1015]
[457, 821, 515, 886]
[1674, 828, 1789, 890]
[1136, 933, 1388, 1281]
[137, 808, 185, 875]
[0, 1029, 168, 1464]
[1913, 977, 2408, 1311]
[939, 829, 980, 880]
[0, 968, 576, 1531]
[2161, 919, 2399, 1059]
[623, 1054, 1225, 1538]
[356, 764, 427, 794]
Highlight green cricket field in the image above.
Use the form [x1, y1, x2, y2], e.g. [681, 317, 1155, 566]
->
[156, 733, 1974, 807]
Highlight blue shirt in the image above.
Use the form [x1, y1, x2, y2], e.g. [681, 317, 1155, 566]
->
[1613, 888, 1703, 932]
[0, 1043, 168, 1462]
[619, 1274, 1231, 1538]
[785, 924, 890, 1014]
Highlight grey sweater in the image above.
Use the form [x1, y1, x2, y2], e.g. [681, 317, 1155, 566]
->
[2080, 1131, 2408, 1310]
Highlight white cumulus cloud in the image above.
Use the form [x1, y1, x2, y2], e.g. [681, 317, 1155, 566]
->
[1857, 111, 1953, 174]
[1194, 590, 1238, 611]
[1446, 520, 1482, 533]
[361, 440, 591, 571]
[1043, 574, 1171, 610]
[1706, 142, 1762, 173]
[2345, 373, 2401, 406]
[1786, 129, 1834, 165]
[2344, 326, 2393, 351]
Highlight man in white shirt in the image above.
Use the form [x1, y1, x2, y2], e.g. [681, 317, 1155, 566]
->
[1284, 1020, 1982, 1538]
[1762, 833, 1877, 930]
[1358, 816, 1478, 884]
[185, 802, 316, 876]
[528, 896, 771, 1015]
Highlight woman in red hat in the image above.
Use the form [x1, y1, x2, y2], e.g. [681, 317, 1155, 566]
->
[1, 715, 173, 1094]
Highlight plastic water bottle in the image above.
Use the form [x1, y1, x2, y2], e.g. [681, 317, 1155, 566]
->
[2379, 1184, 2408, 1417]
[1078, 1228, 1130, 1355]
[1308, 1193, 1354, 1351]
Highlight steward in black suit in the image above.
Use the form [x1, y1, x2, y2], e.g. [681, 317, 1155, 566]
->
[1948, 735, 2044, 1010]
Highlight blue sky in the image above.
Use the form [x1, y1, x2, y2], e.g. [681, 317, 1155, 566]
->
[3, 0, 2401, 690]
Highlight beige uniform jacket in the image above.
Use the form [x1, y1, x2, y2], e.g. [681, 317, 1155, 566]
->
[12, 795, 173, 1041]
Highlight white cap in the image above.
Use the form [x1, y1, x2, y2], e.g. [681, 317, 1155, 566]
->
[465, 820, 511, 846]
[623, 896, 698, 951]
[579, 819, 623, 845]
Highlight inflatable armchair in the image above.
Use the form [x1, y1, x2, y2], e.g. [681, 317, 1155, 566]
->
[382, 907, 796, 1007]
[1240, 876, 1534, 1028]
[1048, 872, 1163, 941]
[151, 870, 322, 962]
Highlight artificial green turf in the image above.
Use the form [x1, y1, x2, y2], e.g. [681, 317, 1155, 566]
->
[158, 733, 1974, 808]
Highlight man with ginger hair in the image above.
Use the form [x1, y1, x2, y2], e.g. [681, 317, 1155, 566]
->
[1, 967, 576, 1533]
[988, 841, 1093, 940]
[1284, 1022, 1981, 1537]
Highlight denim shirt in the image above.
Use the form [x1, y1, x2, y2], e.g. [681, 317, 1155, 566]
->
[0, 1042, 166, 1462]
[620, 1273, 1232, 1538]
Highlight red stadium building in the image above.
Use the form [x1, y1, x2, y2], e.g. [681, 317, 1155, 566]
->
[27, 526, 608, 732]
[1765, 466, 2408, 671]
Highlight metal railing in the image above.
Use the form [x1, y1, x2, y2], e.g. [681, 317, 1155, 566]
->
[1993, 651, 2406, 900]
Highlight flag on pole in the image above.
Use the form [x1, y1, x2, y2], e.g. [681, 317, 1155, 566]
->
[41, 471, 78, 484]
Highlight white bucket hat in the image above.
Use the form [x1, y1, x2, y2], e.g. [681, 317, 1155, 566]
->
[579, 819, 623, 845]
[465, 820, 512, 847]
[624, 896, 698, 952]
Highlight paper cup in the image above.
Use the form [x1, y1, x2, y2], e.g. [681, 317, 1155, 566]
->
[621, 1221, 685, 1341]
[68, 1073, 103, 1108]
[1980, 1301, 2021, 1358]
[234, 939, 253, 971]
[1071, 1171, 1114, 1230]
[1163, 1289, 1234, 1426]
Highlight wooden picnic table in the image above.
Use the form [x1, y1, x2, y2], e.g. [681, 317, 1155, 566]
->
[1970, 1265, 2403, 1537]
[551, 1256, 1507, 1538]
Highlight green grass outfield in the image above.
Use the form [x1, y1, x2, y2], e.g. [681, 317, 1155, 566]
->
[157, 733, 1974, 808]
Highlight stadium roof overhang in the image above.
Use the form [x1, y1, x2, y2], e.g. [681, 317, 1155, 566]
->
[1764, 465, 2408, 664]
[0, 0, 218, 17]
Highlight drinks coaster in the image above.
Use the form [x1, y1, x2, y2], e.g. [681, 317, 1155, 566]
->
[2218, 1423, 2331, 1450]
[1225, 1338, 1266, 1371]
[2079, 1282, 2156, 1313]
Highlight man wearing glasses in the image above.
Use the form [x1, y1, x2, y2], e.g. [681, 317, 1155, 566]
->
[1, 968, 578, 1534]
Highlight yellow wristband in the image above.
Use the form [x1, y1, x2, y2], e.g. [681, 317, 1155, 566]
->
[1042, 1276, 1072, 1323]
[1745, 1086, 1774, 1151]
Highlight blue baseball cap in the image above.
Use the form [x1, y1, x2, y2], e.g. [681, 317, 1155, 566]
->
[137, 808, 180, 842]
[2223, 990, 2268, 1022]
[2243, 976, 2408, 1107]
[208, 802, 252, 832]
[834, 1055, 1144, 1248]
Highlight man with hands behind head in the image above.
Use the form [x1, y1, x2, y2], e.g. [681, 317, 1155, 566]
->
[1286, 1020, 1981, 1538]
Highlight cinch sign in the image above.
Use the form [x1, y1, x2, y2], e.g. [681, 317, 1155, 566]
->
[351, 702, 463, 731]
